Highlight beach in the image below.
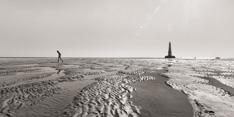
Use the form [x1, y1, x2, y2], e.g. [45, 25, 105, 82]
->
[0, 58, 234, 117]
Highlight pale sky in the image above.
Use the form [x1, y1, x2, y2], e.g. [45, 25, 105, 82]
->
[0, 0, 234, 58]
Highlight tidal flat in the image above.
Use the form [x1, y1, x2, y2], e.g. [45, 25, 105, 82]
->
[0, 58, 234, 117]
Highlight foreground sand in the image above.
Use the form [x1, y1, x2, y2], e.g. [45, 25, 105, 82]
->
[0, 58, 234, 117]
[130, 73, 193, 117]
[163, 59, 234, 117]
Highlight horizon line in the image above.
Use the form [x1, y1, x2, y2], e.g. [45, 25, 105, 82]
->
[0, 57, 233, 59]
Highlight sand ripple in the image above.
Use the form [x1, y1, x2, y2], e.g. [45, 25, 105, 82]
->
[60, 75, 155, 117]
[0, 80, 60, 116]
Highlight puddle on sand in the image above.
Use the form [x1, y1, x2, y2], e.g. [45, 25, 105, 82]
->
[16, 64, 38, 67]
[130, 73, 193, 117]
[36, 67, 65, 81]
[2, 67, 65, 88]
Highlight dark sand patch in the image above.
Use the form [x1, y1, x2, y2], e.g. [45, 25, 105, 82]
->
[130, 73, 193, 117]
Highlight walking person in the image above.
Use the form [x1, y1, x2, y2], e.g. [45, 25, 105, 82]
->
[57, 50, 63, 63]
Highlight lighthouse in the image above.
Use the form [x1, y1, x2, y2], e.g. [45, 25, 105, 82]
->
[165, 42, 176, 58]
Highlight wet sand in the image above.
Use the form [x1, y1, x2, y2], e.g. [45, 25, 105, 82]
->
[164, 59, 234, 117]
[200, 77, 234, 96]
[1, 58, 234, 117]
[130, 73, 193, 117]
[13, 80, 94, 117]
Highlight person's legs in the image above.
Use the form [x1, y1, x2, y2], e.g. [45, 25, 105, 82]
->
[60, 57, 63, 62]
[58, 56, 60, 63]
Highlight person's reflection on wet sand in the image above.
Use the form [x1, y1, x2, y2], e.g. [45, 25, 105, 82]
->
[57, 63, 62, 74]
[57, 69, 61, 74]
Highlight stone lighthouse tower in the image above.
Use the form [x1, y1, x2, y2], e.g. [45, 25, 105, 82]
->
[165, 42, 176, 58]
